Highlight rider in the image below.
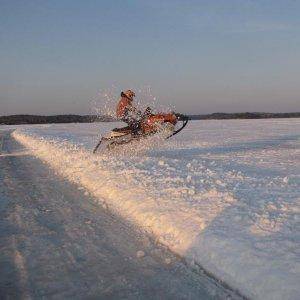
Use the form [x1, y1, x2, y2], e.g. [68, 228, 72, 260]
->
[116, 90, 142, 134]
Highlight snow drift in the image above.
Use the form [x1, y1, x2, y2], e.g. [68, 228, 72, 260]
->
[12, 119, 300, 300]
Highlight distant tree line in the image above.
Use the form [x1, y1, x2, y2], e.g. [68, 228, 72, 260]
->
[189, 112, 300, 120]
[0, 112, 299, 125]
[0, 114, 115, 125]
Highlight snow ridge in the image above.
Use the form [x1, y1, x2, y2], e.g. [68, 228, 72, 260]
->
[12, 120, 300, 300]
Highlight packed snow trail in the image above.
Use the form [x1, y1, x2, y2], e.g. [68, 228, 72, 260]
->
[11, 119, 300, 300]
[0, 130, 239, 299]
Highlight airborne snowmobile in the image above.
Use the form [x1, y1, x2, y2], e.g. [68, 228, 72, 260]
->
[93, 111, 188, 153]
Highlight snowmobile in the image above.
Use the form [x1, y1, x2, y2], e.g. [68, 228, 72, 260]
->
[93, 111, 188, 153]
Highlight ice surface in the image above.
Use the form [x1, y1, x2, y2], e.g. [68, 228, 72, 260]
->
[12, 119, 300, 299]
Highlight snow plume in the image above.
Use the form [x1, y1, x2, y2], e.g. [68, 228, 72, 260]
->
[91, 86, 119, 118]
[12, 119, 300, 300]
[91, 85, 174, 117]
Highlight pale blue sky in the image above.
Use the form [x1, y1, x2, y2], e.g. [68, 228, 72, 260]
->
[1, 0, 300, 115]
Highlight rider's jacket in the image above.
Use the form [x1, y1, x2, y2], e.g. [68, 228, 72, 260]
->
[116, 93, 141, 122]
[116, 95, 133, 119]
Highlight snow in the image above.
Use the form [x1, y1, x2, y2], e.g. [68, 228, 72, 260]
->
[136, 250, 145, 258]
[11, 118, 300, 300]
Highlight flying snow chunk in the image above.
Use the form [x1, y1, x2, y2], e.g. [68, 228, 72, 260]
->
[165, 258, 172, 265]
[283, 176, 289, 184]
[136, 250, 145, 258]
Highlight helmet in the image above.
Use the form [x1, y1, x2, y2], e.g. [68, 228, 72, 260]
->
[122, 89, 136, 100]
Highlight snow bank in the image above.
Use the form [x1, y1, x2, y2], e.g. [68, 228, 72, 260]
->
[12, 119, 300, 299]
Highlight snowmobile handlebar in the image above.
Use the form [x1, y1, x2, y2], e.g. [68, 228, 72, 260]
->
[165, 113, 189, 139]
[175, 113, 189, 121]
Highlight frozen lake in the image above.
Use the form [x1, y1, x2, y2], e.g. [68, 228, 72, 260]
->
[11, 118, 300, 299]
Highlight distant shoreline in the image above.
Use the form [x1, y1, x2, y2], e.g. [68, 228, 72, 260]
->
[0, 112, 299, 125]
[189, 112, 300, 120]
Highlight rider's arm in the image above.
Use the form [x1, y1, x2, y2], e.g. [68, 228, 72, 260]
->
[127, 104, 143, 117]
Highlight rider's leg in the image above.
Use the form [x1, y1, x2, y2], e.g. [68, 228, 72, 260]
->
[129, 120, 140, 135]
[122, 116, 140, 135]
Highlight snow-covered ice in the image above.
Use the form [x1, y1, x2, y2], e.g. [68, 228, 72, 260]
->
[12, 119, 300, 299]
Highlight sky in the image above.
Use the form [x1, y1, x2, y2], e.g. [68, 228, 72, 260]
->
[1, 0, 300, 115]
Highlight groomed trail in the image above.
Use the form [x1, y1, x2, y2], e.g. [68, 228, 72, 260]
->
[0, 130, 239, 299]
